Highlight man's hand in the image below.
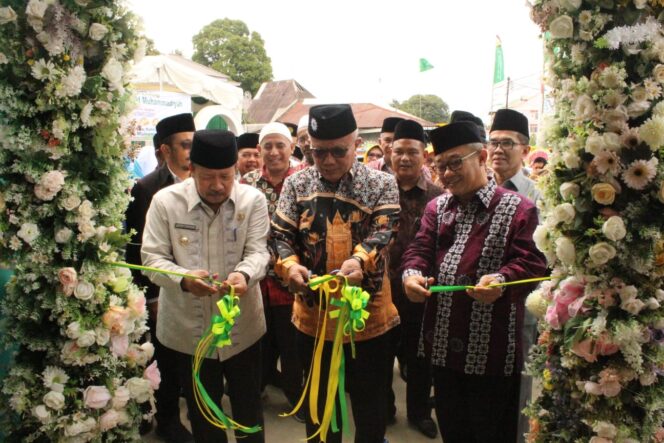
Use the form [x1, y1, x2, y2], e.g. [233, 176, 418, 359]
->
[466, 274, 503, 304]
[180, 270, 220, 297]
[222, 272, 248, 296]
[287, 264, 311, 294]
[403, 275, 434, 303]
[338, 258, 363, 286]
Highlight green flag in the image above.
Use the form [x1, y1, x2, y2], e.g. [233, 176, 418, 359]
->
[419, 58, 434, 72]
[493, 36, 504, 84]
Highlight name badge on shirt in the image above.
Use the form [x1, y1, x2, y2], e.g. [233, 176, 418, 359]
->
[175, 223, 199, 231]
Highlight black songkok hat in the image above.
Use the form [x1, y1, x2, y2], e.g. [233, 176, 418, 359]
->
[190, 130, 238, 169]
[450, 110, 486, 141]
[381, 117, 405, 133]
[237, 132, 259, 150]
[393, 119, 426, 144]
[155, 113, 196, 141]
[430, 121, 483, 155]
[490, 108, 529, 139]
[308, 104, 357, 140]
[282, 122, 298, 137]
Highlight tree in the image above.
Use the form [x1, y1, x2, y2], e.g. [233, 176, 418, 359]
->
[391, 94, 450, 123]
[192, 18, 273, 97]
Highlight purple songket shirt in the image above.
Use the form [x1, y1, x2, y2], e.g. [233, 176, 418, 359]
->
[401, 177, 546, 377]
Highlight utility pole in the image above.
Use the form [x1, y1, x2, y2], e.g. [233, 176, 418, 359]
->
[505, 76, 511, 108]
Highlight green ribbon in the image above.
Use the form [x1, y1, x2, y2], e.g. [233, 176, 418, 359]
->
[429, 285, 474, 292]
[210, 295, 240, 348]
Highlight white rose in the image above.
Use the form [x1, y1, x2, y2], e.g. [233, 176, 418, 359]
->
[574, 95, 596, 121]
[550, 15, 574, 39]
[589, 242, 617, 266]
[556, 236, 576, 266]
[78, 200, 95, 218]
[579, 30, 593, 41]
[78, 222, 96, 241]
[603, 106, 628, 132]
[603, 132, 621, 152]
[17, 222, 40, 245]
[602, 216, 626, 241]
[563, 150, 581, 168]
[553, 203, 576, 225]
[32, 404, 50, 423]
[34, 184, 55, 201]
[654, 64, 664, 84]
[55, 227, 73, 243]
[584, 133, 603, 156]
[628, 101, 650, 118]
[140, 342, 155, 360]
[559, 182, 580, 200]
[99, 409, 121, 431]
[74, 280, 95, 301]
[95, 327, 110, 346]
[593, 421, 617, 438]
[634, 0, 648, 8]
[631, 86, 648, 102]
[639, 371, 656, 386]
[533, 225, 550, 251]
[80, 102, 93, 127]
[111, 386, 131, 409]
[88, 23, 108, 41]
[559, 0, 582, 11]
[125, 377, 152, 403]
[43, 391, 65, 410]
[64, 417, 96, 437]
[646, 297, 660, 310]
[0, 6, 17, 24]
[61, 194, 81, 211]
[621, 297, 645, 315]
[26, 0, 48, 19]
[76, 330, 96, 347]
[66, 321, 81, 339]
[102, 58, 124, 89]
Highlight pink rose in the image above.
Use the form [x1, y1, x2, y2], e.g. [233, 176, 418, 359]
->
[58, 267, 78, 296]
[143, 360, 161, 390]
[596, 333, 619, 356]
[545, 305, 562, 329]
[102, 306, 130, 334]
[556, 277, 585, 305]
[654, 427, 664, 443]
[110, 334, 128, 357]
[601, 380, 621, 397]
[126, 291, 146, 317]
[111, 386, 130, 409]
[589, 438, 612, 443]
[571, 338, 598, 362]
[99, 409, 120, 431]
[83, 385, 111, 409]
[597, 290, 616, 308]
[584, 381, 603, 395]
[568, 295, 588, 318]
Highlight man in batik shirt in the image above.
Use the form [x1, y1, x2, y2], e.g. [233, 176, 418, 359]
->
[402, 121, 546, 443]
[271, 104, 400, 443]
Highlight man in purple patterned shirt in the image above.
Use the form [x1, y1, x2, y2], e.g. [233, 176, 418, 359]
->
[401, 121, 546, 443]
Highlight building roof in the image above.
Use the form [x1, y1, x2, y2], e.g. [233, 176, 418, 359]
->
[278, 101, 435, 130]
[246, 79, 315, 124]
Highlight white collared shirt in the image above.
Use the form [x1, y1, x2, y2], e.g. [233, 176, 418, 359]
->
[141, 178, 270, 360]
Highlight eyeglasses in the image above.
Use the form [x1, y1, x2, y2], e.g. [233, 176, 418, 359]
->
[436, 151, 478, 174]
[311, 147, 348, 159]
[487, 139, 521, 151]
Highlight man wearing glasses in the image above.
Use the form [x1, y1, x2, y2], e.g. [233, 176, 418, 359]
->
[487, 109, 540, 203]
[401, 121, 546, 443]
[271, 104, 400, 443]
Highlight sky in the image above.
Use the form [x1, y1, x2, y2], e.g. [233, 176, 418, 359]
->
[128, 0, 544, 122]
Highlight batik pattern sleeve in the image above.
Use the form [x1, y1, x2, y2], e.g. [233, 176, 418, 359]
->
[497, 203, 547, 287]
[352, 174, 400, 271]
[270, 175, 301, 281]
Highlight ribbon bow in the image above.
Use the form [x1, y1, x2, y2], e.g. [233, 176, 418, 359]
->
[210, 293, 240, 348]
[329, 284, 370, 336]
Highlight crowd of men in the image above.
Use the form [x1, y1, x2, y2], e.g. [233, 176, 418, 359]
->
[125, 105, 547, 443]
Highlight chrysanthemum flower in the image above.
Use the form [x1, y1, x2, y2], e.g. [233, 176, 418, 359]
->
[622, 158, 658, 190]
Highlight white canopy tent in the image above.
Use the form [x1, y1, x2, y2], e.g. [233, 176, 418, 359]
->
[131, 54, 244, 133]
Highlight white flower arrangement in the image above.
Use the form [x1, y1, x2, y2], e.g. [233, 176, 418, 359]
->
[527, 1, 664, 441]
[0, 1, 156, 440]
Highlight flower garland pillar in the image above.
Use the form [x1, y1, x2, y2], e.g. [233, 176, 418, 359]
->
[527, 1, 664, 442]
[0, 1, 156, 441]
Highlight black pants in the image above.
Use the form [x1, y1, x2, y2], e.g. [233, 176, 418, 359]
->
[402, 321, 433, 421]
[385, 325, 400, 419]
[172, 342, 264, 443]
[148, 315, 182, 427]
[297, 330, 389, 443]
[433, 367, 520, 443]
[261, 304, 303, 406]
